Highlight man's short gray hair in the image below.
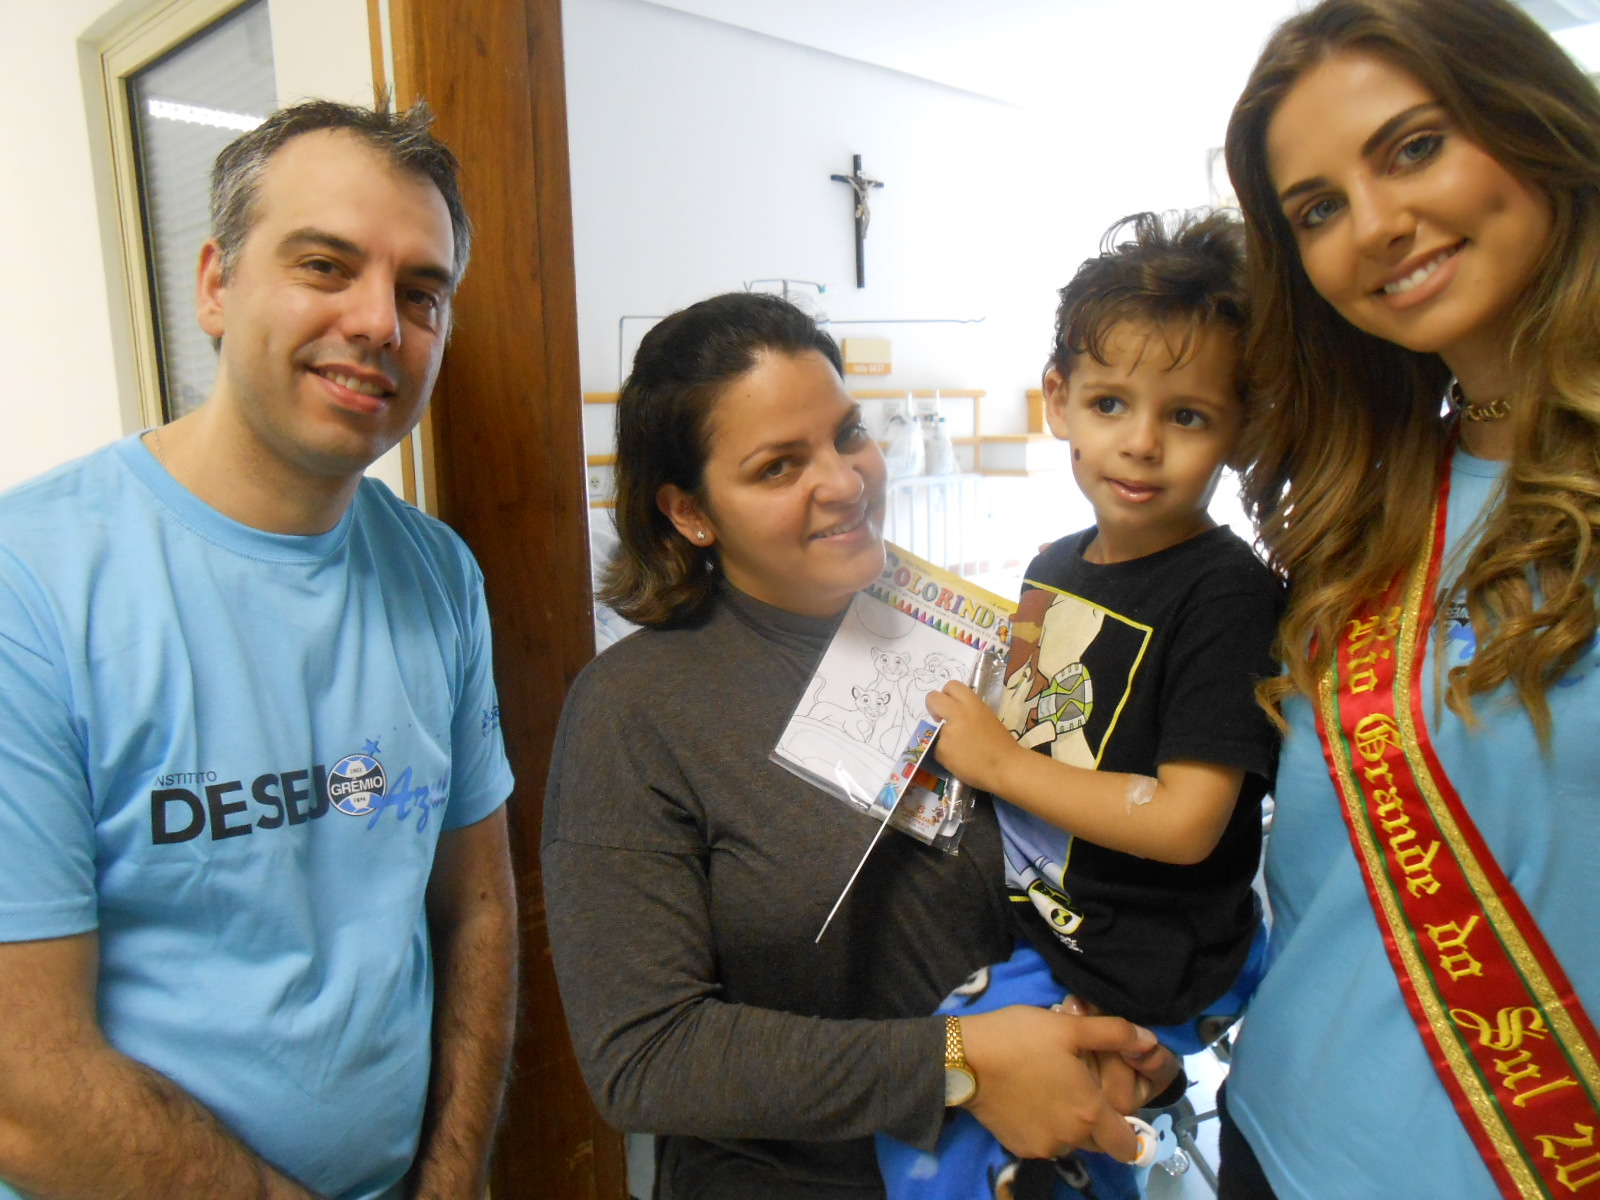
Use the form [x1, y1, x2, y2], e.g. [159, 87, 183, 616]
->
[210, 97, 472, 286]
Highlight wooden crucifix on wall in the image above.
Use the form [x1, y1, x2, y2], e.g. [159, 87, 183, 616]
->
[831, 153, 883, 288]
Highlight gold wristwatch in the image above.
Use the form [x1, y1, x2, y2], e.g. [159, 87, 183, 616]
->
[943, 1015, 978, 1106]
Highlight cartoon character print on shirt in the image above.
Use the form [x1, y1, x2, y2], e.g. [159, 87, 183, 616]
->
[997, 583, 1152, 953]
[1021, 659, 1094, 749]
[1022, 875, 1085, 944]
[149, 734, 451, 846]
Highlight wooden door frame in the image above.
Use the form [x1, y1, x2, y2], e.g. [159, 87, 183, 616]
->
[387, 2, 626, 1196]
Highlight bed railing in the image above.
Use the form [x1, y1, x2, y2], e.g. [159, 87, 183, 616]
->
[882, 472, 985, 576]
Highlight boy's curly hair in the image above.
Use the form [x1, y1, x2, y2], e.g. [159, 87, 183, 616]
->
[1048, 209, 1250, 403]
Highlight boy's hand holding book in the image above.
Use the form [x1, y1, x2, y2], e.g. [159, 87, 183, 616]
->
[925, 681, 1022, 795]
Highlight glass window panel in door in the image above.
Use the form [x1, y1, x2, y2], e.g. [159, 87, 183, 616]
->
[128, 0, 276, 420]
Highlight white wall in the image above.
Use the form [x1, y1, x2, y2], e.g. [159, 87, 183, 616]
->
[564, 0, 1297, 418]
[0, 0, 404, 494]
[566, 0, 1044, 421]
[563, 0, 1297, 577]
[0, 0, 138, 490]
[3, 0, 1298, 500]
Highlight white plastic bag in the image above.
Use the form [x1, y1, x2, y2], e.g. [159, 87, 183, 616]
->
[883, 393, 925, 480]
[920, 392, 959, 476]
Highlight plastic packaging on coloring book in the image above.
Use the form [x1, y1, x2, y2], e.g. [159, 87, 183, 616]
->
[770, 543, 1014, 850]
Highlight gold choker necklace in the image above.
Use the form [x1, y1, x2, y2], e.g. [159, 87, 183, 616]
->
[1450, 382, 1513, 422]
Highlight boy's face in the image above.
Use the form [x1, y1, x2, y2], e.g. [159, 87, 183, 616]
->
[1044, 319, 1242, 564]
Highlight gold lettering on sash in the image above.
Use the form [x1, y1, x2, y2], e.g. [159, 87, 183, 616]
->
[1344, 608, 1401, 693]
[1536, 1123, 1600, 1191]
[1351, 739, 1443, 896]
[1381, 807, 1416, 843]
[1329, 504, 1600, 1192]
[1451, 1007, 1547, 1052]
[1393, 837, 1442, 897]
[1451, 1007, 1581, 1111]
[1515, 1078, 1581, 1109]
[1558, 1157, 1600, 1192]
[1425, 916, 1485, 981]
[1346, 607, 1403, 649]
[1353, 714, 1402, 762]
[1347, 612, 1384, 642]
[1496, 1049, 1546, 1093]
[1348, 649, 1392, 695]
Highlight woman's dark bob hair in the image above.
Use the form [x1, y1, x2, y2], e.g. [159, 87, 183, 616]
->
[600, 291, 844, 627]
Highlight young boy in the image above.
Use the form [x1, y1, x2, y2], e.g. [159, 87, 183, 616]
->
[880, 210, 1283, 1200]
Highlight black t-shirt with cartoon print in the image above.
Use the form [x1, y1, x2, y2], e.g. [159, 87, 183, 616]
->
[996, 524, 1284, 1026]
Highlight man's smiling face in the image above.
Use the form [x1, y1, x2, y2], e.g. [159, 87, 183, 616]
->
[196, 128, 457, 484]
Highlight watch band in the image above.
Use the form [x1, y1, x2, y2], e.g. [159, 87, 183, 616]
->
[944, 1015, 978, 1106]
[944, 1014, 967, 1068]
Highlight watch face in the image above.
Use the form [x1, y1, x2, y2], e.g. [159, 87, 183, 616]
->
[944, 1065, 977, 1106]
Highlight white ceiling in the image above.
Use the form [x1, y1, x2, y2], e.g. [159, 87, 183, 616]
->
[640, 0, 1600, 101]
[1520, 0, 1600, 29]
[638, 0, 1168, 108]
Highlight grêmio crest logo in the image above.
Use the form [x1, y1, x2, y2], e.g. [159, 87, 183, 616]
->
[151, 751, 447, 844]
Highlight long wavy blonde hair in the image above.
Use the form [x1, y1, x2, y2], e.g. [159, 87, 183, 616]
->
[1224, 0, 1600, 741]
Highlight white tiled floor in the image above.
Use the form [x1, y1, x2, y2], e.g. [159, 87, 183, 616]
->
[1144, 1046, 1229, 1200]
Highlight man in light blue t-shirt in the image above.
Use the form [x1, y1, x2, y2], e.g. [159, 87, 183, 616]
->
[0, 101, 516, 1200]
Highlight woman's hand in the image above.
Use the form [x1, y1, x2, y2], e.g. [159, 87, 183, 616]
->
[958, 1006, 1159, 1161]
[1057, 995, 1180, 1113]
[927, 682, 1020, 795]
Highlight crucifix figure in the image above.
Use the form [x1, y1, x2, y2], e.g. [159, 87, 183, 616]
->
[831, 154, 883, 288]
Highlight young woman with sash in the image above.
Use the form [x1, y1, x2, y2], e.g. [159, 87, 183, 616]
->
[1216, 1, 1600, 1196]
[540, 292, 1176, 1199]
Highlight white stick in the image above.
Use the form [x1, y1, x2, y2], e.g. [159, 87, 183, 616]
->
[814, 720, 945, 943]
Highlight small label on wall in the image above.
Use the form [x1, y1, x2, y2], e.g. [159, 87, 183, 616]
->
[843, 337, 892, 375]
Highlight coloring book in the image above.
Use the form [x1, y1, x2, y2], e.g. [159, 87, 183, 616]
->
[771, 543, 1014, 846]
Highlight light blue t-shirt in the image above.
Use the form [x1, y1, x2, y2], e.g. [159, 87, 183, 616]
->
[0, 435, 514, 1200]
[1229, 447, 1600, 1198]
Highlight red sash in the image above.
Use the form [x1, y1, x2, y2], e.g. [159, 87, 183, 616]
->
[1316, 457, 1600, 1197]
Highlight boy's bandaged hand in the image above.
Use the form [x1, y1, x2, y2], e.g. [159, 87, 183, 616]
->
[926, 681, 1019, 793]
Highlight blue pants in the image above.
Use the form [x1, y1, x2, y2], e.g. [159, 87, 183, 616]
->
[877, 931, 1266, 1200]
